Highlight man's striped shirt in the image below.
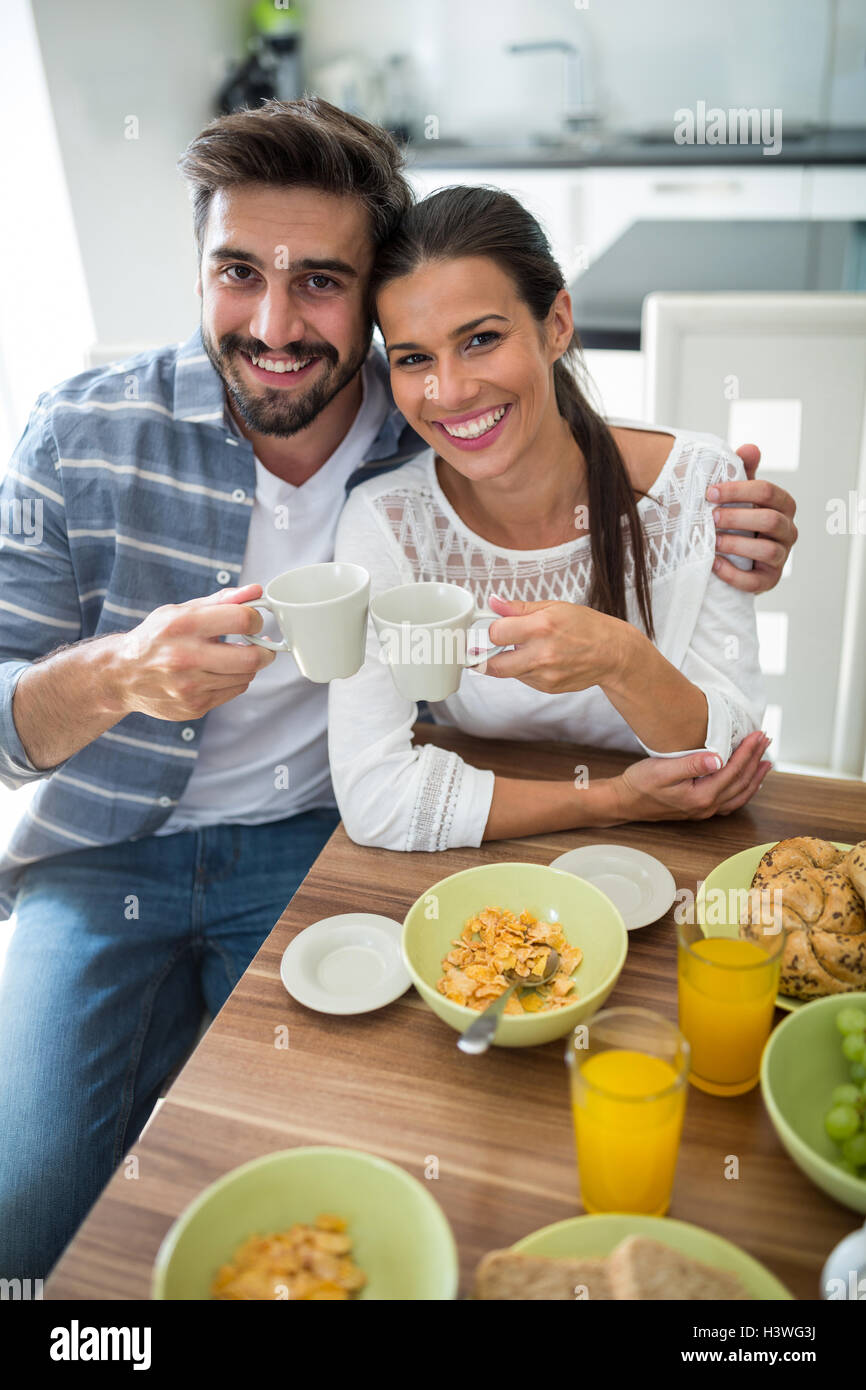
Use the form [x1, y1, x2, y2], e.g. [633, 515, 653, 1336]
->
[0, 328, 422, 919]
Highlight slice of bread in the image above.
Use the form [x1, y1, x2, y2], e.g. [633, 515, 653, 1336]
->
[473, 1250, 614, 1300]
[607, 1236, 751, 1300]
[473, 1237, 753, 1300]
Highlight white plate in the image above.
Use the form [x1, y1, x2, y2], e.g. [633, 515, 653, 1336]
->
[548, 845, 677, 930]
[280, 914, 411, 1015]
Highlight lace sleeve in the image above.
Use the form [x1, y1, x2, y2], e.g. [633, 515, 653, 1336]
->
[407, 744, 491, 851]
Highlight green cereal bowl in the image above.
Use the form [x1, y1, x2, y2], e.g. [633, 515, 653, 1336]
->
[151, 1146, 458, 1299]
[402, 862, 628, 1048]
[761, 993, 866, 1215]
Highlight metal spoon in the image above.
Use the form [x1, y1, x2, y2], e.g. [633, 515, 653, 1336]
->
[457, 948, 560, 1055]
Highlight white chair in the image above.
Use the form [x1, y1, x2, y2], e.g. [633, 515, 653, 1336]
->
[642, 292, 866, 780]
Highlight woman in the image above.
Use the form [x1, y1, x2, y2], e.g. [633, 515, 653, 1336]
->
[328, 186, 770, 849]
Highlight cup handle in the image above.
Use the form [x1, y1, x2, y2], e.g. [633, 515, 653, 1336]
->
[464, 609, 509, 668]
[240, 599, 291, 653]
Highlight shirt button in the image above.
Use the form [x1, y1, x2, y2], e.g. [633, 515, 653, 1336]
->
[158, 795, 172, 808]
[216, 570, 231, 584]
[181, 727, 195, 741]
[231, 488, 246, 503]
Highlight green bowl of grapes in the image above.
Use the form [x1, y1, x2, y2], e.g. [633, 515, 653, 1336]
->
[761, 994, 866, 1214]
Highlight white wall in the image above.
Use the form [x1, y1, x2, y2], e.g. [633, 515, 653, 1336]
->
[30, 0, 249, 350]
[0, 0, 95, 457]
[304, 0, 864, 139]
[17, 0, 866, 416]
[830, 0, 866, 126]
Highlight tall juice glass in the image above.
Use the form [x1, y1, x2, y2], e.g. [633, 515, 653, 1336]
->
[565, 1008, 690, 1215]
[677, 918, 783, 1096]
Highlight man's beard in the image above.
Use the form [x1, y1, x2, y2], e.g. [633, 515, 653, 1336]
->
[201, 322, 372, 437]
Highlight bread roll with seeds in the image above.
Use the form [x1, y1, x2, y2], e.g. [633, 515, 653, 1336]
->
[739, 836, 866, 1000]
[840, 840, 866, 901]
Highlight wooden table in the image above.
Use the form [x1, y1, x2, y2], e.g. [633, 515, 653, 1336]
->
[46, 727, 866, 1300]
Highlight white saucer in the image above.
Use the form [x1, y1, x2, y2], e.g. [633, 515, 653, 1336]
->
[548, 845, 677, 930]
[280, 914, 411, 1015]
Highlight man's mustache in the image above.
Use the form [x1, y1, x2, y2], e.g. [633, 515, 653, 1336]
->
[220, 335, 339, 366]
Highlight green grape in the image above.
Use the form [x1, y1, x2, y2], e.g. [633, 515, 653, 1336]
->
[851, 1062, 866, 1083]
[842, 1132, 866, 1168]
[831, 1083, 863, 1107]
[842, 1032, 866, 1063]
[836, 1007, 866, 1036]
[825, 1104, 861, 1142]
[833, 1157, 860, 1176]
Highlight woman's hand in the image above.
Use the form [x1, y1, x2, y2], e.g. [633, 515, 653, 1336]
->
[605, 729, 772, 824]
[482, 594, 627, 693]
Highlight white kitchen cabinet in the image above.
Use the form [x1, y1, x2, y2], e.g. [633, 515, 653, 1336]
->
[407, 168, 577, 282]
[408, 163, 810, 284]
[804, 168, 866, 217]
[569, 168, 806, 279]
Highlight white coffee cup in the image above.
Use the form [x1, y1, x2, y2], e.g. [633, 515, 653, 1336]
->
[242, 562, 370, 683]
[370, 581, 508, 701]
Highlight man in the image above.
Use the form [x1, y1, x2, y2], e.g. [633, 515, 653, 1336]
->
[0, 97, 798, 1279]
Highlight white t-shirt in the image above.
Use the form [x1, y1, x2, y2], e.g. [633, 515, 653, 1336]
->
[328, 424, 767, 852]
[155, 359, 388, 833]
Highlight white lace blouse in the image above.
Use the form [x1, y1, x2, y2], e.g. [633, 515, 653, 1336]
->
[328, 421, 766, 851]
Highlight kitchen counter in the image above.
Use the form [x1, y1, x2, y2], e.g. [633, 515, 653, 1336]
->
[405, 126, 866, 170]
[570, 217, 866, 349]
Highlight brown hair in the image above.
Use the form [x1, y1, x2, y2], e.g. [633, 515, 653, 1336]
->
[370, 185, 657, 640]
[177, 96, 414, 257]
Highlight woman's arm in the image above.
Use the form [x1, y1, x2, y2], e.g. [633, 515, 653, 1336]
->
[623, 446, 767, 760]
[600, 623, 709, 753]
[329, 487, 497, 850]
[483, 732, 770, 839]
[482, 597, 712, 753]
[483, 447, 766, 763]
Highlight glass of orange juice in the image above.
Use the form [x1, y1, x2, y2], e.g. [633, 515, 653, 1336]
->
[677, 918, 783, 1097]
[565, 1008, 690, 1216]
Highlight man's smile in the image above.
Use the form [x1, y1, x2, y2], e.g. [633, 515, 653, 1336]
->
[240, 351, 321, 386]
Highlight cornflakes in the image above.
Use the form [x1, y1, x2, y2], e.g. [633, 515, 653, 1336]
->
[437, 905, 583, 1015]
[211, 1213, 367, 1300]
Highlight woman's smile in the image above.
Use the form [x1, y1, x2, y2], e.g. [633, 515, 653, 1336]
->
[432, 402, 513, 450]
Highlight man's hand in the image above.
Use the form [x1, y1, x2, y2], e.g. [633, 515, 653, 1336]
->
[708, 443, 798, 594]
[12, 584, 275, 774]
[110, 583, 275, 721]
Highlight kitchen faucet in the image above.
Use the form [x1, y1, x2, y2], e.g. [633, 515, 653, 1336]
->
[505, 39, 595, 135]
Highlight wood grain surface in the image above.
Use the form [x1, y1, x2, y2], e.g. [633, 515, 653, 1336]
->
[45, 726, 866, 1300]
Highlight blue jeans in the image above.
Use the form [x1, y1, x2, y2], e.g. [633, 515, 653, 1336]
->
[0, 808, 339, 1280]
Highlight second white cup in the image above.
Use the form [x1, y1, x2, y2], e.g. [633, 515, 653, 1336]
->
[370, 582, 507, 701]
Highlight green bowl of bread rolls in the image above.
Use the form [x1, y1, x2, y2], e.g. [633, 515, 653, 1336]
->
[697, 837, 866, 1011]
